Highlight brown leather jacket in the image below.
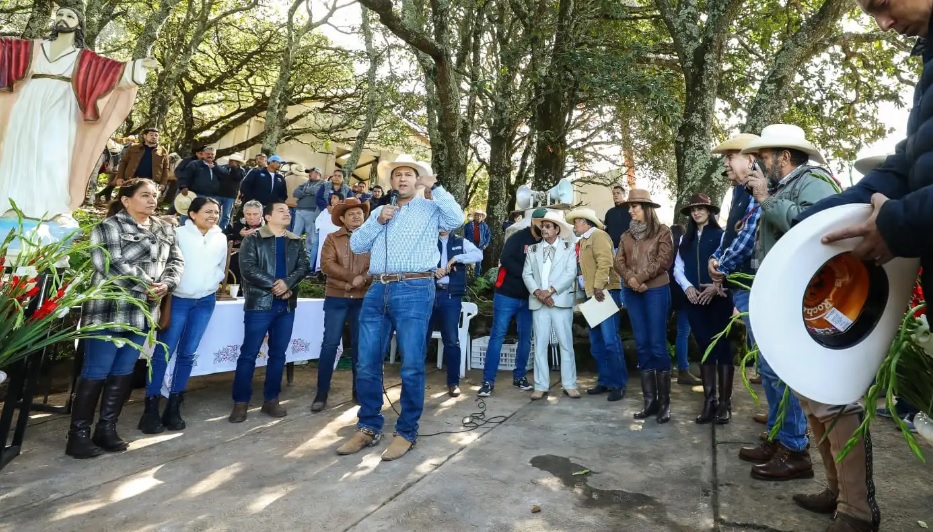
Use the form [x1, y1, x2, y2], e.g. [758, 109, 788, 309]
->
[117, 143, 171, 185]
[614, 224, 673, 289]
[321, 227, 372, 299]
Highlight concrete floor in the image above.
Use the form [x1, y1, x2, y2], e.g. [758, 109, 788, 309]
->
[0, 364, 931, 531]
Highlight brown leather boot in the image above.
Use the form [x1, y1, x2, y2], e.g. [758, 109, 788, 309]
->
[381, 435, 415, 461]
[793, 487, 838, 514]
[738, 440, 779, 463]
[751, 443, 814, 481]
[228, 402, 248, 423]
[824, 413, 880, 529]
[337, 428, 382, 455]
[752, 413, 768, 424]
[261, 399, 287, 418]
[825, 512, 877, 532]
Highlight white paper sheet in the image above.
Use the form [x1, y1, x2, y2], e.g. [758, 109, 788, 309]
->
[578, 294, 620, 328]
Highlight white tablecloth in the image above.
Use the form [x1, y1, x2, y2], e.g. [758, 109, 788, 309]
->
[149, 298, 332, 394]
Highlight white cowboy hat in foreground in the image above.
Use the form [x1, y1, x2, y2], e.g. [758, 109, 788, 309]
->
[741, 124, 827, 165]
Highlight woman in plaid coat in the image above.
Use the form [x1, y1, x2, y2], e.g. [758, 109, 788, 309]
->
[67, 178, 184, 459]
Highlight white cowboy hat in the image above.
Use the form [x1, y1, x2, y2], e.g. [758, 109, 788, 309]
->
[473, 208, 486, 216]
[711, 133, 760, 154]
[750, 203, 920, 405]
[287, 163, 309, 178]
[564, 207, 605, 230]
[854, 154, 889, 175]
[741, 124, 827, 165]
[376, 154, 431, 182]
[417, 160, 434, 176]
[173, 191, 197, 214]
[531, 208, 573, 240]
[228, 153, 245, 164]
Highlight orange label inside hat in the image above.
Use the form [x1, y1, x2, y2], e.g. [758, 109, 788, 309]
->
[802, 253, 870, 335]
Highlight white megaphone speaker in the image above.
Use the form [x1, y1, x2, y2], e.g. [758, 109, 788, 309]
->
[749, 204, 920, 405]
[515, 178, 574, 209]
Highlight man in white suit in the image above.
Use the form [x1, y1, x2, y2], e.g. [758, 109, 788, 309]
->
[522, 208, 579, 400]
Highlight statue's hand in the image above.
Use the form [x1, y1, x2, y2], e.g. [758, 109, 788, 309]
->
[141, 58, 161, 70]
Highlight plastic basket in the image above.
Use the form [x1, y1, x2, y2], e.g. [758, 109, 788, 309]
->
[470, 336, 534, 372]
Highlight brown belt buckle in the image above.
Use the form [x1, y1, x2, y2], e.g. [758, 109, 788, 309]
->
[379, 273, 402, 284]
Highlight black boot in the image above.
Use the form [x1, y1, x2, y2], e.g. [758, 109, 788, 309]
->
[162, 393, 186, 431]
[138, 396, 165, 434]
[311, 391, 328, 413]
[715, 364, 735, 424]
[695, 364, 718, 424]
[92, 374, 133, 452]
[633, 370, 658, 420]
[656, 371, 672, 424]
[65, 377, 105, 459]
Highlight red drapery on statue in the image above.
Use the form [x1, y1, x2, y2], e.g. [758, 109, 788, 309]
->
[0, 38, 33, 92]
[73, 49, 124, 122]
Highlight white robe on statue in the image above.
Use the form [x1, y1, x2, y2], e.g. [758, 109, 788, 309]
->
[0, 42, 146, 220]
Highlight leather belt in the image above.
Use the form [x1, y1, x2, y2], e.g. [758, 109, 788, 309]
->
[32, 74, 71, 82]
[376, 272, 434, 284]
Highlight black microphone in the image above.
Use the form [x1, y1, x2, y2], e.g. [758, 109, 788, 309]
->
[388, 189, 400, 206]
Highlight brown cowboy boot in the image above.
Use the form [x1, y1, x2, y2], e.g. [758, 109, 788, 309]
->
[694, 364, 718, 424]
[751, 443, 814, 481]
[794, 414, 839, 514]
[825, 512, 877, 532]
[824, 413, 881, 530]
[738, 440, 779, 463]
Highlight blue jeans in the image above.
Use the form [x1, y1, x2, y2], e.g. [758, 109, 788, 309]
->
[232, 308, 296, 403]
[318, 297, 362, 394]
[481, 292, 532, 384]
[356, 278, 435, 442]
[759, 352, 809, 451]
[147, 294, 216, 397]
[82, 330, 147, 379]
[588, 289, 628, 388]
[686, 294, 734, 366]
[625, 286, 671, 371]
[217, 196, 234, 229]
[288, 207, 296, 232]
[675, 310, 691, 371]
[292, 209, 318, 268]
[428, 291, 463, 386]
[733, 289, 755, 349]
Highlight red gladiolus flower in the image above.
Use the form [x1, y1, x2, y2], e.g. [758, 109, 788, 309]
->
[32, 299, 59, 320]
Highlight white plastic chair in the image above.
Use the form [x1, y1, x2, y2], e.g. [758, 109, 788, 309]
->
[389, 301, 478, 379]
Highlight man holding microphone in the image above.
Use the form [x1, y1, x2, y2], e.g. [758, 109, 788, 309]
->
[335, 155, 464, 462]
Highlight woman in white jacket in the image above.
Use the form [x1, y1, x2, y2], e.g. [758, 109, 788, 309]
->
[139, 197, 228, 434]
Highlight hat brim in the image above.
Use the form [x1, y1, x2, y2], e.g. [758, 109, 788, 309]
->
[749, 204, 920, 404]
[620, 200, 661, 209]
[376, 159, 431, 182]
[173, 191, 197, 213]
[332, 202, 371, 227]
[564, 209, 605, 230]
[740, 139, 827, 165]
[532, 217, 573, 240]
[679, 203, 720, 217]
[711, 134, 760, 154]
[853, 155, 888, 175]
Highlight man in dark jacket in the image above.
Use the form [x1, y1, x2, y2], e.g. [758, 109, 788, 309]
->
[178, 146, 238, 223]
[240, 155, 287, 207]
[477, 214, 542, 397]
[229, 202, 310, 424]
[788, 4, 933, 531]
[316, 170, 352, 211]
[217, 153, 246, 229]
[603, 185, 632, 250]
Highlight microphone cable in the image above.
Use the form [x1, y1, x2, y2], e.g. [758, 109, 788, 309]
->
[382, 386, 510, 437]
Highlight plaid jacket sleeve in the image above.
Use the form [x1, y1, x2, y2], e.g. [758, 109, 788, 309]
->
[717, 205, 760, 276]
[90, 220, 151, 293]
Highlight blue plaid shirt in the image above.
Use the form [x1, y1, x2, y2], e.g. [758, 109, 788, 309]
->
[350, 186, 465, 274]
[712, 189, 760, 276]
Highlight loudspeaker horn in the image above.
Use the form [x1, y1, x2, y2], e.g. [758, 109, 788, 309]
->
[547, 178, 574, 205]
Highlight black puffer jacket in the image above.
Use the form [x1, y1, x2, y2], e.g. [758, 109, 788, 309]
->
[795, 30, 933, 292]
[238, 226, 310, 310]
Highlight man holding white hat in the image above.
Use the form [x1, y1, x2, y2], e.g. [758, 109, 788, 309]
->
[335, 154, 464, 462]
[522, 208, 579, 399]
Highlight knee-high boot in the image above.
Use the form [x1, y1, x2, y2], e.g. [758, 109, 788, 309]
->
[695, 364, 718, 424]
[656, 370, 672, 424]
[715, 364, 734, 424]
[92, 374, 134, 452]
[633, 370, 658, 420]
[65, 377, 105, 459]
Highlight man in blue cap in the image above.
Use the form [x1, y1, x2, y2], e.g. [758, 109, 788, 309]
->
[240, 155, 287, 207]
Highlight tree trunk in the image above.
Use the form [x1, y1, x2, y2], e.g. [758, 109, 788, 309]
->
[132, 0, 181, 59]
[344, 5, 381, 176]
[83, 0, 117, 50]
[22, 0, 53, 40]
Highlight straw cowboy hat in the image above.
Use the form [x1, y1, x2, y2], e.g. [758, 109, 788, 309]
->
[740, 124, 827, 165]
[331, 197, 371, 227]
[287, 163, 309, 178]
[711, 133, 760, 154]
[376, 154, 432, 182]
[564, 207, 605, 230]
[173, 191, 197, 214]
[227, 153, 245, 164]
[473, 208, 486, 216]
[620, 188, 660, 209]
[854, 154, 889, 175]
[680, 193, 720, 216]
[531, 208, 573, 239]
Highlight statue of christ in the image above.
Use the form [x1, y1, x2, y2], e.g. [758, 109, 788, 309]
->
[0, 5, 158, 222]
